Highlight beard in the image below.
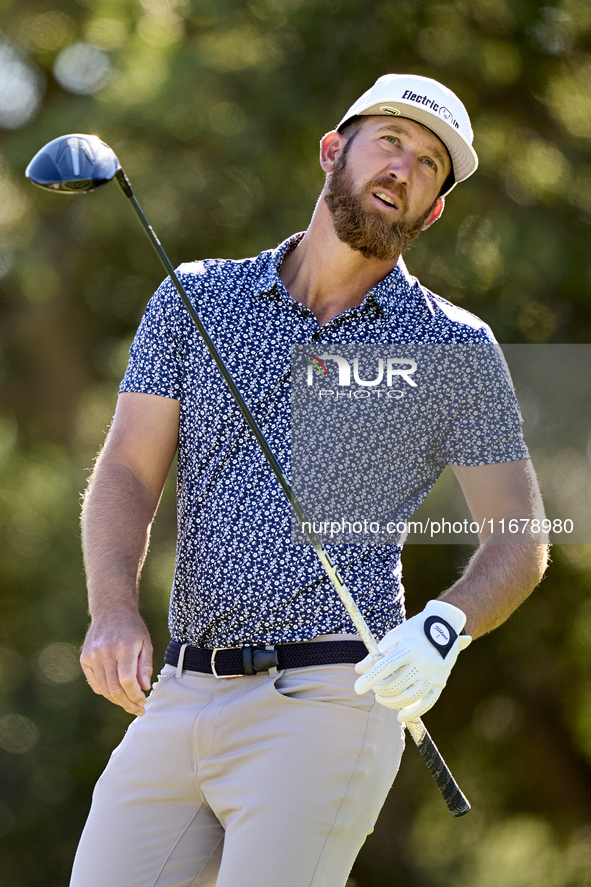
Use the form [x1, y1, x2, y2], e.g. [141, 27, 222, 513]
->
[324, 154, 436, 261]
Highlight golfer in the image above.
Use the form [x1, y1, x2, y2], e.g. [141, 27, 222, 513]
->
[71, 74, 547, 887]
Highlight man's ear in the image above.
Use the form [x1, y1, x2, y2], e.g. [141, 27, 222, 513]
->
[320, 130, 346, 173]
[421, 196, 445, 230]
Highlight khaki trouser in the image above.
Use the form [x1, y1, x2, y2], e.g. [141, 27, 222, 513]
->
[70, 661, 405, 887]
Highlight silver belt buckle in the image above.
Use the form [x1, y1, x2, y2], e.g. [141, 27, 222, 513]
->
[211, 647, 241, 679]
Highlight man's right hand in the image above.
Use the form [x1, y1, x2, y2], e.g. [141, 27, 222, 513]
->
[80, 607, 154, 717]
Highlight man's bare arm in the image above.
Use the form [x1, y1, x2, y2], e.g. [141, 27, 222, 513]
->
[80, 391, 180, 716]
[441, 459, 549, 638]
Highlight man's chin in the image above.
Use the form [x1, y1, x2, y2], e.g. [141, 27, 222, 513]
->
[352, 240, 401, 262]
[332, 218, 421, 261]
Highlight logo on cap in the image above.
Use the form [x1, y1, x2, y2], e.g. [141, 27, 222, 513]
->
[380, 106, 401, 116]
[400, 90, 461, 130]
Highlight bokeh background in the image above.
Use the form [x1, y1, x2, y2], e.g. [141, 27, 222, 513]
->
[1, 0, 591, 884]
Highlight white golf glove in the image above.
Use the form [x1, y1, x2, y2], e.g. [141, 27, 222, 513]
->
[354, 600, 471, 723]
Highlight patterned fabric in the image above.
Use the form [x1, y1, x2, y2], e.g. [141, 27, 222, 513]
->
[290, 341, 526, 544]
[120, 232, 528, 648]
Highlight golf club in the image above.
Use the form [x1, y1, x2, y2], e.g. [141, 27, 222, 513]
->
[26, 133, 471, 817]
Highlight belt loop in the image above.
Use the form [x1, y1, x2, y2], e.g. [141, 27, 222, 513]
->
[176, 643, 188, 679]
[266, 645, 278, 677]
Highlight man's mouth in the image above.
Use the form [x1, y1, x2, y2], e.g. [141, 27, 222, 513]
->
[373, 191, 399, 210]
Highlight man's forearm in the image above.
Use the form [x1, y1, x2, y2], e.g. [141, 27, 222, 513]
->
[82, 455, 160, 617]
[439, 538, 549, 638]
[79, 393, 178, 715]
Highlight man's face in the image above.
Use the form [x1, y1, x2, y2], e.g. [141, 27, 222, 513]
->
[324, 117, 452, 261]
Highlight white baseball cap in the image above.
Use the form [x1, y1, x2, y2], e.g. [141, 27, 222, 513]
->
[336, 74, 478, 196]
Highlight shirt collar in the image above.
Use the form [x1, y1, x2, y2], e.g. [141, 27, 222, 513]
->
[368, 255, 418, 314]
[254, 232, 416, 316]
[254, 232, 306, 297]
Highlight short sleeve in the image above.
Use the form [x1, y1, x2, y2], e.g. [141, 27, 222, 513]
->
[438, 343, 529, 466]
[119, 278, 184, 400]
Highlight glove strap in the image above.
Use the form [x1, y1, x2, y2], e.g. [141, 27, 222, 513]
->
[423, 616, 458, 659]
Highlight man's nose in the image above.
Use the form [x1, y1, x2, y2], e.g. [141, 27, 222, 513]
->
[387, 151, 415, 185]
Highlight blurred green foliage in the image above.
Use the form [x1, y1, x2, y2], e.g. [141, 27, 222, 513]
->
[1, 0, 591, 884]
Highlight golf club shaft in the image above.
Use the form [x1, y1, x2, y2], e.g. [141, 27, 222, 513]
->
[114, 169, 470, 817]
[114, 173, 380, 656]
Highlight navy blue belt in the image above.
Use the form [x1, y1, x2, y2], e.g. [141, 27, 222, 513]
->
[165, 639, 367, 679]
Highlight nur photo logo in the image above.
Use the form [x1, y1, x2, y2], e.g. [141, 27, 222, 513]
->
[304, 353, 418, 398]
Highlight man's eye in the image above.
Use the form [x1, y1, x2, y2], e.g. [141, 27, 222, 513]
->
[384, 136, 399, 145]
[422, 158, 437, 170]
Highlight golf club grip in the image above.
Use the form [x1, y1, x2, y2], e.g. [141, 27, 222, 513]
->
[405, 719, 471, 817]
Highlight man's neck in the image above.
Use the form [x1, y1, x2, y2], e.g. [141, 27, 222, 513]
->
[279, 199, 400, 326]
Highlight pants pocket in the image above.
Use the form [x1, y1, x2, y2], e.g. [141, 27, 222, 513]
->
[271, 664, 375, 718]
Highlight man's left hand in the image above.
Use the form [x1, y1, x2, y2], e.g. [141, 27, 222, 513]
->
[354, 600, 471, 723]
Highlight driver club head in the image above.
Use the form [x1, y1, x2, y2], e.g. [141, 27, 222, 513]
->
[25, 134, 120, 193]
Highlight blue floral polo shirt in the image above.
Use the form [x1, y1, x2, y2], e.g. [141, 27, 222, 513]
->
[120, 232, 528, 648]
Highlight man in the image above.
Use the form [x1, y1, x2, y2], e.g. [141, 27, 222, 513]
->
[72, 74, 548, 886]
